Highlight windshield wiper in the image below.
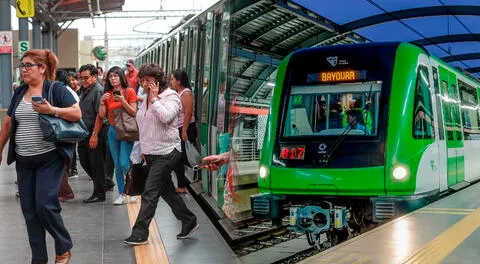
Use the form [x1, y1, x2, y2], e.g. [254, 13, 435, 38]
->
[319, 84, 374, 167]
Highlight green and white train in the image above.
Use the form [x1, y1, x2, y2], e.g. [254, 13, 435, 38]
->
[251, 42, 480, 247]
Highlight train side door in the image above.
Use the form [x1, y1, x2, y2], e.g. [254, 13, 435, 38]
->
[438, 67, 465, 186]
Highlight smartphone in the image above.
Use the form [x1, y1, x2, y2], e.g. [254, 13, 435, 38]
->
[113, 90, 121, 96]
[31, 96, 44, 104]
[193, 159, 222, 171]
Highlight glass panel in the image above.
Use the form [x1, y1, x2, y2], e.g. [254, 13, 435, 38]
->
[459, 80, 480, 140]
[413, 66, 435, 139]
[283, 82, 381, 137]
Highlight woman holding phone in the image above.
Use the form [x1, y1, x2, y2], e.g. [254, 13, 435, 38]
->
[0, 49, 80, 263]
[124, 64, 198, 245]
[98, 66, 137, 205]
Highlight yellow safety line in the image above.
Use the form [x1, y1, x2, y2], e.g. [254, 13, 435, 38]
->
[402, 207, 480, 264]
[126, 196, 170, 264]
[419, 207, 474, 212]
[416, 211, 470, 215]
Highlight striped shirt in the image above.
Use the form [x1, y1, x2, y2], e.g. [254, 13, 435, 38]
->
[177, 88, 196, 128]
[136, 88, 181, 155]
[14, 99, 56, 156]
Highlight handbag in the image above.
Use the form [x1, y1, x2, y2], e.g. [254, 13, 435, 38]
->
[185, 141, 201, 168]
[39, 81, 89, 143]
[113, 105, 139, 142]
[125, 162, 147, 196]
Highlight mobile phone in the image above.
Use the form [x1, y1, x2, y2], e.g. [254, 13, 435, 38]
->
[31, 96, 44, 104]
[113, 90, 121, 96]
[193, 159, 222, 171]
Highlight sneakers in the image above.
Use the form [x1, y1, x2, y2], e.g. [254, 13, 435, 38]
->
[123, 235, 149, 246]
[113, 195, 127, 205]
[177, 222, 199, 239]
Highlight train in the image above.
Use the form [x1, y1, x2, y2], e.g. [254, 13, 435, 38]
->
[250, 42, 480, 248]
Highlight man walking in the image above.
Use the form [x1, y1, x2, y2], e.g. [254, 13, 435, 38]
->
[78, 64, 107, 203]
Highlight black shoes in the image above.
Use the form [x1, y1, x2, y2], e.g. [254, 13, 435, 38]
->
[177, 222, 199, 239]
[83, 195, 106, 203]
[124, 235, 149, 246]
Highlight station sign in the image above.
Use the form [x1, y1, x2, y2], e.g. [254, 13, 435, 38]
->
[19, 41, 29, 58]
[16, 0, 35, 18]
[0, 31, 13, 54]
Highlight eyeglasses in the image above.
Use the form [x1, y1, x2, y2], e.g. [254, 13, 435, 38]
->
[79, 75, 92, 81]
[109, 75, 120, 79]
[19, 63, 40, 70]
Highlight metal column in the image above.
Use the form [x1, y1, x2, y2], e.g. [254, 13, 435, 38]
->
[42, 23, 52, 50]
[32, 19, 41, 49]
[0, 0, 12, 109]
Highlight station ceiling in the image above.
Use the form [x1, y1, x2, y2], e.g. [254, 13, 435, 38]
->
[292, 0, 480, 78]
[231, 0, 480, 104]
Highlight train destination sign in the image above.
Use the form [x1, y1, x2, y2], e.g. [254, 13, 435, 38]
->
[307, 70, 366, 83]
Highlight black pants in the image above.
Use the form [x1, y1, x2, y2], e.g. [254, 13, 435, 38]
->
[78, 126, 106, 198]
[16, 150, 73, 264]
[70, 143, 77, 173]
[131, 149, 197, 238]
[173, 123, 197, 188]
[104, 133, 115, 188]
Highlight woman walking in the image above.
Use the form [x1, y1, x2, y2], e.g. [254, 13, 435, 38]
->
[124, 64, 198, 245]
[0, 49, 80, 263]
[98, 66, 137, 205]
[171, 69, 197, 193]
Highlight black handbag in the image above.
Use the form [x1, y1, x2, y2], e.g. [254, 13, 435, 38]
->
[39, 81, 89, 143]
[125, 162, 148, 196]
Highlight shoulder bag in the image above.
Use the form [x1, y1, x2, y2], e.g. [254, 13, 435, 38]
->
[39, 81, 89, 143]
[113, 91, 139, 141]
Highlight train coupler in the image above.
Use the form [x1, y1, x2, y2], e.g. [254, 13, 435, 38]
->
[288, 203, 350, 249]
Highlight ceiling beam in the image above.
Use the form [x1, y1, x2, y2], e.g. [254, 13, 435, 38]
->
[410, 34, 480, 46]
[341, 5, 480, 32]
[441, 53, 480, 62]
[466, 67, 480, 74]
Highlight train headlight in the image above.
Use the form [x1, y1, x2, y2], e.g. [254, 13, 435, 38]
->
[392, 165, 408, 180]
[259, 166, 268, 179]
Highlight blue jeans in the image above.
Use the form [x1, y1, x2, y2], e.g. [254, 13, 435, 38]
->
[107, 126, 134, 194]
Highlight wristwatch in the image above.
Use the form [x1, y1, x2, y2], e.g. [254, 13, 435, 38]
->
[54, 107, 60, 117]
[92, 131, 98, 136]
[151, 98, 159, 104]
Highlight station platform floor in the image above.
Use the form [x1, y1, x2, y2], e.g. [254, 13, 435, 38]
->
[301, 182, 480, 264]
[0, 150, 239, 264]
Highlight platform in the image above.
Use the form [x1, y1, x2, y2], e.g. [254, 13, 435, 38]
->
[0, 149, 238, 264]
[301, 183, 480, 264]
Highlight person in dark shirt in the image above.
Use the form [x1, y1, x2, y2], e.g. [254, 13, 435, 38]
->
[77, 64, 107, 203]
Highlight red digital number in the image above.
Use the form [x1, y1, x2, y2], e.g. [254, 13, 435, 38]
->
[289, 148, 296, 159]
[297, 147, 305, 159]
[280, 147, 289, 159]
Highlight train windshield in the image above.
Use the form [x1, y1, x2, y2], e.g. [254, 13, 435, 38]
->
[283, 81, 382, 137]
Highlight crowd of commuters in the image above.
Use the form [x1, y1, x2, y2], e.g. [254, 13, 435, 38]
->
[0, 49, 201, 263]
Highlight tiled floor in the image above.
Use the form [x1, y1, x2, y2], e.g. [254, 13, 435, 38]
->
[300, 183, 480, 264]
[0, 148, 238, 264]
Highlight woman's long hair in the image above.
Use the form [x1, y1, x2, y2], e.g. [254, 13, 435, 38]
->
[104, 66, 129, 92]
[171, 69, 191, 88]
[21, 49, 58, 81]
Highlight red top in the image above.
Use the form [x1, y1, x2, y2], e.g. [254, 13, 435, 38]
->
[126, 69, 139, 91]
[105, 87, 137, 125]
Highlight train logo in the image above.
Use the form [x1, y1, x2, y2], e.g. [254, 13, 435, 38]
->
[318, 143, 327, 153]
[327, 56, 338, 66]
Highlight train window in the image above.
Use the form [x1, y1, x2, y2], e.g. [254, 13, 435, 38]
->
[459, 80, 480, 140]
[282, 82, 381, 137]
[412, 66, 434, 139]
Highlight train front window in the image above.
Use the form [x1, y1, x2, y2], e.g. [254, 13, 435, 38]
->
[282, 82, 381, 137]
